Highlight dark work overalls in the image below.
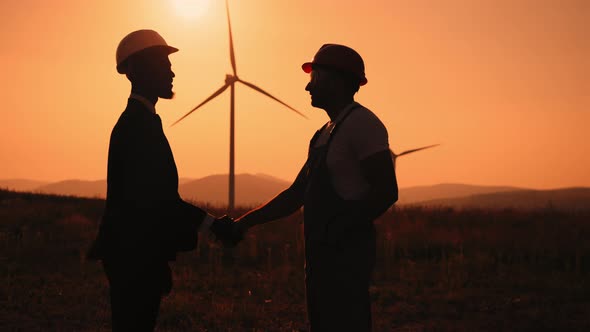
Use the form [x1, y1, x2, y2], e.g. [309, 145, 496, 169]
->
[303, 106, 377, 332]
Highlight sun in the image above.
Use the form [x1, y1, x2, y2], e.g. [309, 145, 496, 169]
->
[172, 0, 211, 19]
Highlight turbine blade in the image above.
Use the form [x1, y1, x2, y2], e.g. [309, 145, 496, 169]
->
[226, 0, 237, 76]
[397, 144, 440, 157]
[238, 79, 308, 118]
[390, 149, 397, 169]
[171, 83, 231, 126]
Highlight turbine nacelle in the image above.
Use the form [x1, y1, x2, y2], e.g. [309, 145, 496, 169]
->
[225, 74, 238, 84]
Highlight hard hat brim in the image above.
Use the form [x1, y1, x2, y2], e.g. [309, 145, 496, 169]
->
[302, 62, 313, 73]
[163, 45, 179, 54]
[301, 61, 368, 86]
[144, 45, 179, 57]
[117, 45, 179, 74]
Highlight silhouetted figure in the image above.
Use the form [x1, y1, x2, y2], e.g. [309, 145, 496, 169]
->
[86, 29, 239, 332]
[235, 44, 398, 331]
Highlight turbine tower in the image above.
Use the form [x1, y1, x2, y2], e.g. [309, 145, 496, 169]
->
[390, 144, 439, 168]
[172, 0, 306, 212]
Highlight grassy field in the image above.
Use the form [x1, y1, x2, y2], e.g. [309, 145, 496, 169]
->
[1, 189, 590, 331]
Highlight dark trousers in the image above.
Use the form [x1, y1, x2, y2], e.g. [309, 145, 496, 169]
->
[305, 231, 376, 332]
[102, 259, 171, 332]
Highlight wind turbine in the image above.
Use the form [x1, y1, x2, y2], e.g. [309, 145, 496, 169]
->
[172, 0, 306, 212]
[390, 144, 439, 168]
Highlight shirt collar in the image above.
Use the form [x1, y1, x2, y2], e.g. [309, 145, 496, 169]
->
[129, 93, 156, 114]
[332, 101, 359, 126]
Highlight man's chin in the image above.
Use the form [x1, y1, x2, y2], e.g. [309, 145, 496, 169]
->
[310, 99, 323, 109]
[160, 90, 175, 100]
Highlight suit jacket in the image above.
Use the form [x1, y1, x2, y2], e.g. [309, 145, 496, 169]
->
[88, 98, 206, 262]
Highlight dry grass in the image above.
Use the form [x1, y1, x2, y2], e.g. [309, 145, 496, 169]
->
[1, 189, 590, 331]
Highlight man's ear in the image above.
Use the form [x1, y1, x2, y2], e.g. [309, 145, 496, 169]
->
[124, 61, 136, 82]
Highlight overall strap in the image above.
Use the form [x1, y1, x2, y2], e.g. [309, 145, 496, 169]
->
[309, 103, 361, 149]
[327, 104, 359, 141]
[309, 122, 330, 150]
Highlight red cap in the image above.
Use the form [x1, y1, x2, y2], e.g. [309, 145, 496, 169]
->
[302, 44, 367, 86]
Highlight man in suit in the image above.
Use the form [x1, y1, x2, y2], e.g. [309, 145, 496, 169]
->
[87, 29, 239, 331]
[235, 44, 398, 331]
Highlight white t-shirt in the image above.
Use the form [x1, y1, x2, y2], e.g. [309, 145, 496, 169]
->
[313, 102, 390, 200]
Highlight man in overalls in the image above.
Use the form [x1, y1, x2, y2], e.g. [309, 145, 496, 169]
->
[235, 44, 398, 331]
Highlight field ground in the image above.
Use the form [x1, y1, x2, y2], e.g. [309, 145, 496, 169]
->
[1, 190, 590, 331]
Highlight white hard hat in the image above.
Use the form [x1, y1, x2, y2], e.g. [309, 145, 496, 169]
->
[116, 29, 178, 74]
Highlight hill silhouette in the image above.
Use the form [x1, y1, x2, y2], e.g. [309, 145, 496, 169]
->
[35, 179, 106, 198]
[0, 179, 50, 192]
[415, 187, 590, 211]
[179, 173, 289, 207]
[2, 177, 588, 210]
[0, 174, 290, 207]
[396, 183, 524, 205]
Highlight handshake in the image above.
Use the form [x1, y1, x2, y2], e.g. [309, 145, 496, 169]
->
[209, 215, 244, 248]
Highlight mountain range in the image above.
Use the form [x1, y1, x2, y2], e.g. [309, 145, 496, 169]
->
[0, 174, 289, 207]
[414, 187, 590, 211]
[1, 176, 589, 211]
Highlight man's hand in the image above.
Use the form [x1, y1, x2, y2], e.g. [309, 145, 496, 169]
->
[210, 215, 243, 248]
[234, 214, 255, 235]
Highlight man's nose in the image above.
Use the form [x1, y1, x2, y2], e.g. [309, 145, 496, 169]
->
[305, 82, 311, 91]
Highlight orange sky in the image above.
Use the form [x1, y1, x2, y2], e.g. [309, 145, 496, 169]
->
[1, 0, 588, 189]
